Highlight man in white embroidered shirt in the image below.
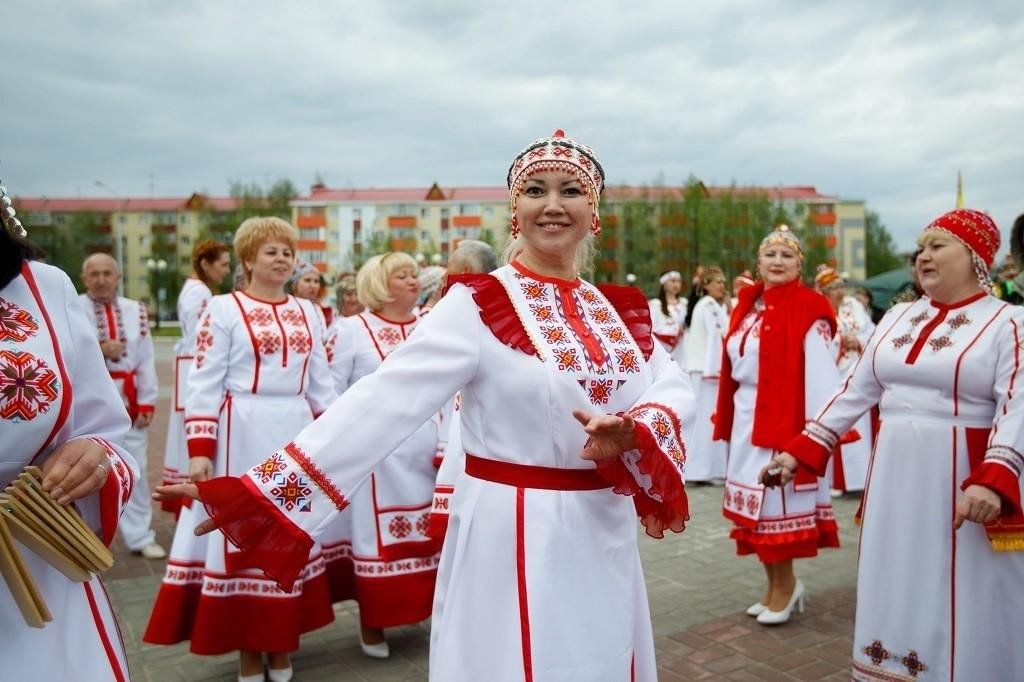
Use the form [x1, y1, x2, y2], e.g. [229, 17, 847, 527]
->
[80, 252, 166, 559]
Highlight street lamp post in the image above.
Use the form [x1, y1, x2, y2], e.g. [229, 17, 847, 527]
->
[146, 258, 167, 330]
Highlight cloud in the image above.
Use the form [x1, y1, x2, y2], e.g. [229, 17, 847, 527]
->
[4, 0, 1022, 250]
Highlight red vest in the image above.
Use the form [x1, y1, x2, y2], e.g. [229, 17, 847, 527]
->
[713, 279, 836, 453]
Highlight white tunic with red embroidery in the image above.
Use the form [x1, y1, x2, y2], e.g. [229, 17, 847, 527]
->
[791, 293, 1024, 681]
[681, 295, 729, 481]
[1, 261, 138, 682]
[160, 278, 212, 500]
[199, 262, 696, 681]
[143, 291, 338, 654]
[722, 300, 841, 561]
[318, 310, 447, 627]
[648, 297, 687, 365]
[78, 293, 157, 422]
[831, 296, 876, 491]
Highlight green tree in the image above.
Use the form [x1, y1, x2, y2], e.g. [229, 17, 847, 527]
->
[30, 211, 107, 288]
[864, 209, 903, 276]
[798, 210, 831, 280]
[353, 231, 390, 268]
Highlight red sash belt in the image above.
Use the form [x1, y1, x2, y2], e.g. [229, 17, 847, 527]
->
[653, 332, 679, 350]
[465, 454, 610, 491]
[109, 370, 139, 422]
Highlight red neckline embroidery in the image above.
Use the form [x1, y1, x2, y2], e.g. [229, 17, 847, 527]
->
[240, 290, 290, 305]
[511, 259, 581, 289]
[370, 310, 417, 326]
[929, 291, 986, 311]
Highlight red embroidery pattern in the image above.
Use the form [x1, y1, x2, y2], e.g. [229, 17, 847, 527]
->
[184, 420, 216, 439]
[256, 330, 281, 355]
[0, 350, 59, 421]
[521, 281, 546, 300]
[0, 300, 39, 342]
[891, 334, 913, 349]
[555, 347, 582, 372]
[195, 329, 214, 353]
[111, 456, 131, 506]
[863, 640, 892, 666]
[283, 442, 348, 509]
[376, 326, 401, 346]
[928, 336, 953, 352]
[580, 289, 598, 304]
[415, 513, 431, 536]
[530, 303, 554, 321]
[194, 353, 206, 369]
[615, 347, 640, 373]
[324, 332, 338, 364]
[288, 331, 312, 354]
[588, 379, 615, 405]
[246, 308, 273, 327]
[590, 306, 612, 324]
[389, 515, 412, 539]
[628, 402, 685, 467]
[602, 326, 626, 343]
[908, 311, 930, 328]
[541, 325, 570, 344]
[946, 312, 970, 330]
[270, 471, 312, 512]
[279, 309, 303, 326]
[745, 493, 759, 515]
[138, 304, 149, 337]
[254, 453, 288, 483]
[901, 651, 928, 677]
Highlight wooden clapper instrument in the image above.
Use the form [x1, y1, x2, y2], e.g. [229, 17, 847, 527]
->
[0, 466, 114, 627]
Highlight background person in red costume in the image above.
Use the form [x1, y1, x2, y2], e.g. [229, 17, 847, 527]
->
[713, 225, 841, 626]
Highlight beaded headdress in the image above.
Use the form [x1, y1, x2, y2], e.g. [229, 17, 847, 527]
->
[0, 180, 26, 237]
[506, 129, 605, 237]
[758, 224, 802, 258]
[814, 264, 842, 289]
[921, 208, 1000, 293]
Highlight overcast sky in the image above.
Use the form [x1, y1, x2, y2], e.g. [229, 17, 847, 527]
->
[4, 1, 1022, 251]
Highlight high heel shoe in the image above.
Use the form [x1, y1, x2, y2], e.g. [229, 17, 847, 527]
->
[267, 665, 293, 682]
[745, 601, 768, 617]
[360, 636, 390, 659]
[238, 672, 265, 682]
[756, 580, 805, 625]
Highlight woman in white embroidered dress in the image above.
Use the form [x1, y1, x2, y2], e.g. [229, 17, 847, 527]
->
[680, 266, 729, 483]
[771, 209, 1024, 681]
[144, 218, 337, 682]
[814, 265, 875, 495]
[158, 130, 696, 682]
[322, 252, 446, 658]
[649, 269, 687, 364]
[160, 239, 231, 517]
[713, 226, 841, 626]
[0, 213, 139, 681]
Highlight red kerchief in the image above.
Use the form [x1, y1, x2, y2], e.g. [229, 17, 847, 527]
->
[927, 209, 1001, 268]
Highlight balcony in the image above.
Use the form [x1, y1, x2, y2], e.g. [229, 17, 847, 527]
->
[388, 215, 417, 229]
[812, 212, 836, 226]
[452, 215, 481, 227]
[297, 214, 326, 228]
[296, 239, 327, 252]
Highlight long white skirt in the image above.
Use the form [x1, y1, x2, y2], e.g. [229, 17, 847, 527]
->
[684, 371, 728, 482]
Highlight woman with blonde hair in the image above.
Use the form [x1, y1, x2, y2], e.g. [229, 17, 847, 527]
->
[157, 130, 695, 680]
[160, 238, 231, 517]
[144, 217, 337, 682]
[771, 209, 1024, 679]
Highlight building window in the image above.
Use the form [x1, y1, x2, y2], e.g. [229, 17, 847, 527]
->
[181, 256, 190, 266]
[484, 206, 494, 217]
[56, 215, 67, 225]
[118, 215, 127, 224]
[420, 208, 429, 218]
[180, 215, 190, 224]
[353, 208, 361, 219]
[420, 230, 430, 241]
[181, 235, 191, 245]
[441, 208, 450, 218]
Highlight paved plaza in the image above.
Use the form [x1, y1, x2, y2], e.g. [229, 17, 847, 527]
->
[108, 338, 860, 680]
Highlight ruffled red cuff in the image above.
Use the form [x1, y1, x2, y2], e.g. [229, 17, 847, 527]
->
[596, 422, 688, 539]
[196, 476, 314, 593]
[784, 433, 831, 477]
[962, 461, 1023, 518]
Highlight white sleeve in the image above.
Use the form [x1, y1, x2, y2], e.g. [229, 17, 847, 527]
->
[803, 319, 842, 416]
[184, 296, 231, 459]
[135, 302, 158, 410]
[299, 299, 338, 416]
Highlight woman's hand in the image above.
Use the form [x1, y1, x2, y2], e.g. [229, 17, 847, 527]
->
[758, 452, 799, 488]
[40, 438, 111, 505]
[189, 456, 214, 483]
[152, 483, 218, 536]
[954, 485, 1002, 529]
[573, 410, 637, 462]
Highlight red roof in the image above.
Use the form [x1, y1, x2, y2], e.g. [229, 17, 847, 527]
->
[14, 193, 242, 212]
[705, 185, 835, 201]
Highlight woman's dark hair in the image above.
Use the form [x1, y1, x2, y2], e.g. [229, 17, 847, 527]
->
[192, 239, 231, 287]
[0, 228, 43, 289]
[656, 270, 679, 318]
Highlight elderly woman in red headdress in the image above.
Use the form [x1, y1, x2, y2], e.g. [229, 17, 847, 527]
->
[713, 225, 842, 626]
[771, 209, 1024, 680]
[156, 130, 696, 681]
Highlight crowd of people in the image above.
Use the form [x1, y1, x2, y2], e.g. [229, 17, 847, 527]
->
[3, 132, 1023, 681]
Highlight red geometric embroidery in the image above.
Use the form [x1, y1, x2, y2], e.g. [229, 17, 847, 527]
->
[195, 329, 214, 353]
[376, 327, 402, 346]
[580, 289, 598, 304]
[254, 453, 288, 483]
[279, 309, 303, 326]
[0, 300, 39, 342]
[270, 471, 312, 512]
[552, 145, 573, 158]
[863, 640, 891, 666]
[389, 515, 412, 539]
[195, 353, 206, 369]
[554, 347, 582, 372]
[0, 350, 59, 421]
[256, 330, 281, 355]
[602, 326, 626, 343]
[908, 311, 930, 328]
[946, 313, 970, 330]
[288, 331, 312, 354]
[590, 306, 612, 324]
[530, 303, 554, 322]
[521, 282, 546, 301]
[928, 335, 953, 352]
[615, 347, 640, 373]
[541, 325, 570, 344]
[901, 650, 928, 677]
[891, 334, 913, 349]
[415, 513, 431, 536]
[588, 379, 615, 405]
[112, 457, 131, 506]
[246, 308, 273, 326]
[746, 493, 759, 515]
[138, 304, 149, 337]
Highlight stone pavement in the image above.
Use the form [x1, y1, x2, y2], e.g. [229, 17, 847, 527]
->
[108, 338, 860, 680]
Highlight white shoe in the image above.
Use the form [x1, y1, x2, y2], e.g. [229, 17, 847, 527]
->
[745, 601, 768, 617]
[135, 542, 167, 560]
[360, 637, 390, 659]
[238, 672, 264, 682]
[830, 488, 844, 498]
[757, 580, 806, 625]
[267, 665, 293, 682]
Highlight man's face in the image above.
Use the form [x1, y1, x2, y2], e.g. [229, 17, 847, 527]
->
[82, 256, 120, 301]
